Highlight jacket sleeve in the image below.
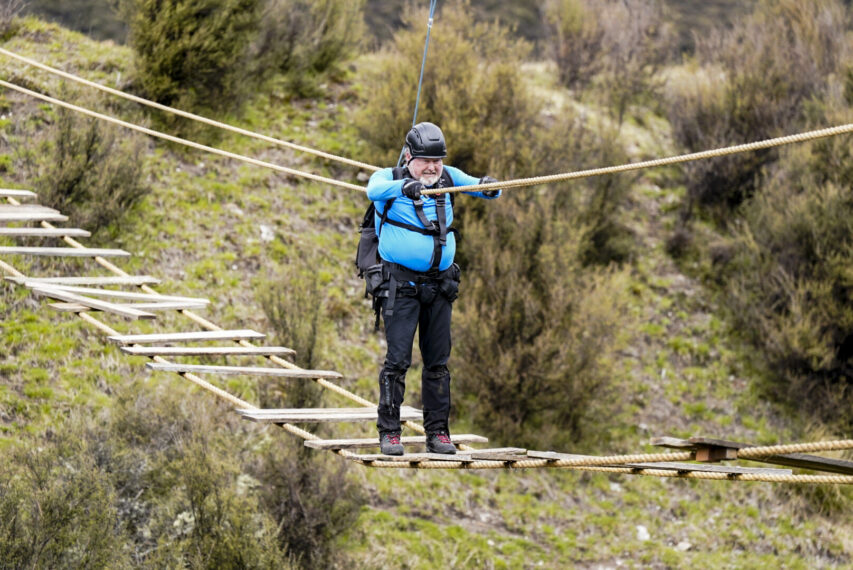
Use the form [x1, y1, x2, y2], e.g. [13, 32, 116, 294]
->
[445, 166, 502, 199]
[367, 168, 404, 201]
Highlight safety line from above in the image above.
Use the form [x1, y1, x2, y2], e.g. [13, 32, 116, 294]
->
[0, 78, 367, 193]
[0, 47, 380, 172]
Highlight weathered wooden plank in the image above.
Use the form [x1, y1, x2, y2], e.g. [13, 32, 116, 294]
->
[238, 406, 422, 423]
[6, 275, 160, 286]
[22, 282, 208, 304]
[352, 453, 475, 463]
[33, 287, 155, 320]
[147, 363, 342, 379]
[527, 451, 592, 461]
[0, 189, 37, 199]
[467, 448, 528, 461]
[0, 246, 130, 257]
[49, 300, 209, 312]
[121, 345, 295, 357]
[303, 434, 489, 450]
[107, 329, 265, 344]
[651, 436, 853, 475]
[623, 462, 792, 475]
[0, 204, 59, 213]
[649, 437, 695, 449]
[0, 227, 90, 237]
[0, 212, 68, 222]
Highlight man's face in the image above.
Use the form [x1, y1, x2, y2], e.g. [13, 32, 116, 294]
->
[408, 157, 443, 187]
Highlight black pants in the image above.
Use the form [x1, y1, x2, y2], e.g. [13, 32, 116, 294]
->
[377, 281, 453, 435]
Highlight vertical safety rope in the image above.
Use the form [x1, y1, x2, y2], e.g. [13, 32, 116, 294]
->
[396, 0, 439, 167]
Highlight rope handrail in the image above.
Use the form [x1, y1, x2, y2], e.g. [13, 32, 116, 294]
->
[423, 122, 853, 195]
[0, 47, 380, 172]
[0, 78, 366, 193]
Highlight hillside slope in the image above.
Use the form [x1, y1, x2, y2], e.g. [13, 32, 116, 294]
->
[1, 18, 851, 569]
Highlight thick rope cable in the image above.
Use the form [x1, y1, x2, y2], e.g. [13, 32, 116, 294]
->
[0, 48, 379, 172]
[737, 440, 853, 458]
[395, 0, 438, 168]
[423, 123, 853, 195]
[0, 78, 367, 193]
[354, 458, 853, 483]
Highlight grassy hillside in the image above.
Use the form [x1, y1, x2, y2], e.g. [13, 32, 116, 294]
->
[1, 16, 851, 569]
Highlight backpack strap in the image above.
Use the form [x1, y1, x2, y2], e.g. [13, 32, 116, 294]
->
[388, 165, 456, 270]
[376, 197, 396, 237]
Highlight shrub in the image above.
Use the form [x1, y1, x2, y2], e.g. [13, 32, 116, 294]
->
[664, 0, 849, 224]
[251, 0, 364, 96]
[716, 143, 853, 429]
[121, 0, 261, 115]
[542, 0, 604, 89]
[0, 427, 128, 569]
[250, 437, 365, 569]
[23, 101, 150, 236]
[454, 190, 633, 450]
[0, 0, 26, 38]
[544, 0, 674, 122]
[597, 0, 673, 124]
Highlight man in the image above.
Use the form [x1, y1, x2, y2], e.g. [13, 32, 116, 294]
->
[366, 121, 501, 455]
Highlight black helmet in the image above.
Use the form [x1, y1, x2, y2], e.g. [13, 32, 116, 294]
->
[405, 122, 447, 159]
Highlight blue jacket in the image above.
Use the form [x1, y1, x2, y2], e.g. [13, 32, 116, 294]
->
[366, 165, 500, 272]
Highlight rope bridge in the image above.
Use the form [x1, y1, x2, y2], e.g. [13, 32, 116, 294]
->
[1, 50, 852, 482]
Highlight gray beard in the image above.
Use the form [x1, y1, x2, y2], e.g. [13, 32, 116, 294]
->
[418, 174, 440, 187]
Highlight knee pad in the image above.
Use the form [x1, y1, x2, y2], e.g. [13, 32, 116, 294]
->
[424, 365, 449, 380]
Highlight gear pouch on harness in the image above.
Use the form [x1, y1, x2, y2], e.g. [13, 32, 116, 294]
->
[438, 262, 461, 302]
[364, 263, 389, 297]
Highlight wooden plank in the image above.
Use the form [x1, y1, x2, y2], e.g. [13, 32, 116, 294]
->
[304, 434, 489, 450]
[147, 363, 342, 379]
[623, 462, 792, 476]
[652, 436, 853, 475]
[121, 345, 295, 357]
[49, 300, 209, 312]
[649, 437, 696, 449]
[352, 453, 475, 463]
[0, 204, 59, 213]
[467, 448, 528, 461]
[22, 282, 208, 303]
[107, 329, 265, 345]
[0, 212, 68, 222]
[527, 451, 592, 461]
[0, 246, 130, 257]
[0, 189, 37, 199]
[238, 406, 422, 423]
[0, 227, 90, 237]
[32, 287, 155, 320]
[6, 275, 160, 286]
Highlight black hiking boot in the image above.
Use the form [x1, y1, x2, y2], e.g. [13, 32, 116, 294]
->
[379, 432, 404, 456]
[426, 432, 456, 455]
